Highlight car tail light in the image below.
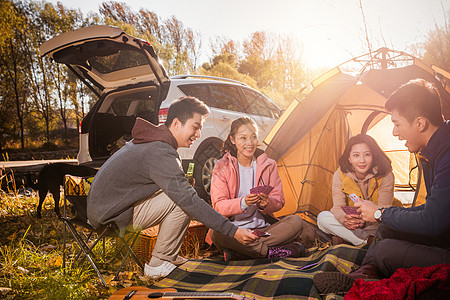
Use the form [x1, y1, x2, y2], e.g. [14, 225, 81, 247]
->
[79, 120, 82, 134]
[158, 108, 168, 124]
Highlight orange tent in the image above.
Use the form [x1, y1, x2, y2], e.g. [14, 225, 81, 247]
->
[264, 48, 450, 223]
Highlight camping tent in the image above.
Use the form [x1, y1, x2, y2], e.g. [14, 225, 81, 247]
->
[263, 48, 450, 223]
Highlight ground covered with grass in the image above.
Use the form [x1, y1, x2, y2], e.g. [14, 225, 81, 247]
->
[0, 191, 214, 299]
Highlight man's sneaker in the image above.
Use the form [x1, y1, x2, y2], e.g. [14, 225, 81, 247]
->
[144, 261, 177, 278]
[172, 255, 188, 266]
[313, 264, 380, 294]
[313, 271, 355, 294]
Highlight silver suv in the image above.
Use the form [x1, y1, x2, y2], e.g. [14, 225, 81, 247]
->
[40, 25, 281, 200]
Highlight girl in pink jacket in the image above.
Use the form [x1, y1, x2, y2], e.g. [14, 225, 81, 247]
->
[210, 117, 306, 260]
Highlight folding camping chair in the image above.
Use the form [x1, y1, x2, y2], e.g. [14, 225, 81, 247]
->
[61, 175, 144, 286]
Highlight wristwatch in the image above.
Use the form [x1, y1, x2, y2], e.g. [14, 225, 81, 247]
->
[374, 207, 385, 222]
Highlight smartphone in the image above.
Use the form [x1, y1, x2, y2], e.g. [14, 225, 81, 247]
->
[252, 229, 271, 237]
[341, 206, 359, 215]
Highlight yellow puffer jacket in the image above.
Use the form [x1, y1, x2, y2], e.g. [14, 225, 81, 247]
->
[339, 169, 383, 207]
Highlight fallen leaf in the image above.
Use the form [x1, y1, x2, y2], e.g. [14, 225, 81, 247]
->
[18, 266, 29, 274]
[104, 274, 116, 284]
[0, 287, 12, 294]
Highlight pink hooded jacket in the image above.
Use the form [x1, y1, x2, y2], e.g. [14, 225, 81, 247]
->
[206, 151, 285, 244]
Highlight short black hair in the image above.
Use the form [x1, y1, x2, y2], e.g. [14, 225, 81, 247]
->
[339, 134, 392, 178]
[385, 79, 444, 127]
[165, 96, 209, 127]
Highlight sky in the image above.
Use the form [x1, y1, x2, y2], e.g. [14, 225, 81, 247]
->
[47, 0, 450, 69]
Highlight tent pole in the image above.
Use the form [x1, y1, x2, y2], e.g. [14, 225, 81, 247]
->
[381, 48, 387, 70]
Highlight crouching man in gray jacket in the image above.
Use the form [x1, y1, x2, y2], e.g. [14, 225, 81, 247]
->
[87, 97, 258, 278]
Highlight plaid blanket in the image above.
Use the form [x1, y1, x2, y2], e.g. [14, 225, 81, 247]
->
[151, 245, 367, 299]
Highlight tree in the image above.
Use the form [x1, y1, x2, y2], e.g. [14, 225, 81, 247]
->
[274, 35, 307, 92]
[99, 1, 138, 26]
[239, 31, 277, 89]
[209, 36, 239, 59]
[242, 31, 273, 60]
[138, 9, 164, 43]
[0, 70, 16, 151]
[0, 0, 31, 149]
[24, 1, 81, 143]
[164, 15, 190, 74]
[185, 28, 202, 72]
[197, 61, 257, 88]
[422, 10, 450, 71]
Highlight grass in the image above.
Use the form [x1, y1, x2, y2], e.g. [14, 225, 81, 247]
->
[0, 187, 211, 299]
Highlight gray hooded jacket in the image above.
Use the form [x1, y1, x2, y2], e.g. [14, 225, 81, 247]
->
[87, 118, 238, 238]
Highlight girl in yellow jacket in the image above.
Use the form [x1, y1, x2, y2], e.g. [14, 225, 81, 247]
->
[317, 134, 395, 246]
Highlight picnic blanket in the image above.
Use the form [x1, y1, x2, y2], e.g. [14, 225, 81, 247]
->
[151, 244, 367, 299]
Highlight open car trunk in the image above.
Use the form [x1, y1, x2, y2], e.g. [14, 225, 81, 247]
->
[87, 85, 163, 160]
[40, 25, 169, 162]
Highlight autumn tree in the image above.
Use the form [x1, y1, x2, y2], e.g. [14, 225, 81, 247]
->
[274, 35, 307, 92]
[98, 2, 200, 75]
[239, 31, 276, 89]
[137, 8, 164, 43]
[210, 36, 240, 59]
[99, 1, 138, 26]
[185, 28, 202, 71]
[204, 31, 308, 107]
[422, 10, 450, 71]
[0, 0, 31, 149]
[24, 1, 82, 143]
[197, 53, 257, 88]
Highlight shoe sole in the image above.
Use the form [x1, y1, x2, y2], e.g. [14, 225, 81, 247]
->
[313, 272, 355, 294]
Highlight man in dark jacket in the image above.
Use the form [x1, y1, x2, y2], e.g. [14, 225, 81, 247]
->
[87, 97, 258, 278]
[314, 79, 450, 293]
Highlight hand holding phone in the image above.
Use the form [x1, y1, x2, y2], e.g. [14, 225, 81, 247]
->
[252, 229, 271, 237]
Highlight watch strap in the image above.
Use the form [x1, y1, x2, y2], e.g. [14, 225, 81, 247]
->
[375, 207, 385, 222]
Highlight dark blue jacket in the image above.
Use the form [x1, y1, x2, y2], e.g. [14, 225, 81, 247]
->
[382, 121, 450, 248]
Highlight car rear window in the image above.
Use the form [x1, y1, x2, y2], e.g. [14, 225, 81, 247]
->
[89, 49, 149, 74]
[104, 90, 157, 121]
[53, 40, 150, 74]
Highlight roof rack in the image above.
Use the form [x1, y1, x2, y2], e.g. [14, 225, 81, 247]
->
[171, 74, 248, 86]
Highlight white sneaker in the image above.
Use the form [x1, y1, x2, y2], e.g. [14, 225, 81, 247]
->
[144, 261, 177, 278]
[172, 255, 188, 266]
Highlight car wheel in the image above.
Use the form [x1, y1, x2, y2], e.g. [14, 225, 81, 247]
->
[194, 145, 222, 204]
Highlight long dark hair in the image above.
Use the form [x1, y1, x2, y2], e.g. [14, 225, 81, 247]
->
[339, 134, 392, 177]
[221, 117, 258, 157]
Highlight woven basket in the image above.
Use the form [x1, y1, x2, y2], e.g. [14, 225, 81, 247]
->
[134, 220, 208, 262]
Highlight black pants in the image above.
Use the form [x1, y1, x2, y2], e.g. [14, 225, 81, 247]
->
[362, 224, 450, 277]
